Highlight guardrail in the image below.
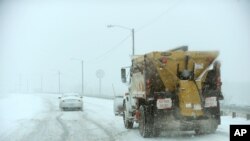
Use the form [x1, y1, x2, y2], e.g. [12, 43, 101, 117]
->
[83, 94, 114, 100]
[221, 105, 250, 120]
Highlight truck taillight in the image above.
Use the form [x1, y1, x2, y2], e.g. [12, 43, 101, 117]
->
[135, 110, 140, 121]
[146, 79, 151, 89]
[216, 76, 222, 89]
[161, 56, 168, 64]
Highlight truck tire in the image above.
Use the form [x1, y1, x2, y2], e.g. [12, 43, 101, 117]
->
[152, 128, 161, 137]
[139, 105, 151, 137]
[123, 101, 133, 129]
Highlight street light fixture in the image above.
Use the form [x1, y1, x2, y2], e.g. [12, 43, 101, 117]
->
[107, 24, 135, 56]
[71, 58, 84, 96]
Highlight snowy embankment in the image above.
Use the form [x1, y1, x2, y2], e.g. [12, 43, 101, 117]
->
[0, 93, 250, 141]
[0, 94, 48, 134]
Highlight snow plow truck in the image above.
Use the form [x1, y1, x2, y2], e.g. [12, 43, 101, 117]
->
[114, 46, 224, 137]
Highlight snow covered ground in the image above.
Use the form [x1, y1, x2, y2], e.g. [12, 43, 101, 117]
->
[0, 93, 249, 141]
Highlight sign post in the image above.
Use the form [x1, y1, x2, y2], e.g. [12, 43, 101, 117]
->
[96, 69, 105, 96]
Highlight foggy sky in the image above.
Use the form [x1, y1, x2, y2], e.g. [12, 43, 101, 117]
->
[0, 0, 250, 104]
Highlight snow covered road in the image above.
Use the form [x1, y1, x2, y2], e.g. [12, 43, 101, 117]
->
[0, 93, 249, 141]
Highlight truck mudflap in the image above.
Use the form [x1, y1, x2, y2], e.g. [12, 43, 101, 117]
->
[194, 117, 219, 134]
[202, 89, 222, 124]
[156, 98, 172, 109]
[153, 91, 178, 110]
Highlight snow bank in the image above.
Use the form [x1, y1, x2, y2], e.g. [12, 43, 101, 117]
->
[0, 93, 48, 135]
[219, 116, 250, 132]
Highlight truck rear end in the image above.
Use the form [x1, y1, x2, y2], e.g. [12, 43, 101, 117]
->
[115, 46, 224, 137]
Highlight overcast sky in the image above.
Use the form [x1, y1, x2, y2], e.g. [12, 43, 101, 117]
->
[0, 0, 250, 103]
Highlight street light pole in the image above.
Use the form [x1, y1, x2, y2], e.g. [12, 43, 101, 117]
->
[41, 75, 43, 93]
[107, 24, 135, 56]
[58, 71, 61, 94]
[81, 60, 84, 96]
[132, 28, 135, 56]
[71, 58, 84, 96]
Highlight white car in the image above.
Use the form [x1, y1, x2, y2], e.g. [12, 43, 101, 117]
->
[59, 93, 83, 111]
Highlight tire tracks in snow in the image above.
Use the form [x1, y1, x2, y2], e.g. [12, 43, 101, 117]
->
[16, 95, 64, 141]
[56, 113, 69, 141]
[43, 95, 70, 141]
[47, 95, 114, 141]
[83, 99, 131, 141]
[81, 115, 116, 141]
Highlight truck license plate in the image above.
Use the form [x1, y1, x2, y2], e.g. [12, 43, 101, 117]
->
[157, 98, 172, 109]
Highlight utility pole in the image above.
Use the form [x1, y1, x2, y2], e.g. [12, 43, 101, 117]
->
[26, 79, 29, 93]
[41, 75, 43, 93]
[58, 71, 61, 94]
[19, 74, 22, 92]
[71, 58, 84, 96]
[81, 60, 84, 96]
[99, 77, 101, 95]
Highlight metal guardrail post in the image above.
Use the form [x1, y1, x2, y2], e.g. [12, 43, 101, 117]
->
[232, 112, 236, 118]
[220, 110, 224, 116]
[247, 114, 250, 120]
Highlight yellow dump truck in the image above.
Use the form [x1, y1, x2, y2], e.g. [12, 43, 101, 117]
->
[115, 46, 224, 137]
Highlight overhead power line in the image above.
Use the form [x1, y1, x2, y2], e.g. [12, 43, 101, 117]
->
[90, 0, 182, 63]
[136, 0, 181, 32]
[88, 33, 131, 63]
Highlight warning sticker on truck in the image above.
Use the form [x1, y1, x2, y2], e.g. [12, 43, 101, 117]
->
[157, 98, 172, 109]
[195, 63, 204, 70]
